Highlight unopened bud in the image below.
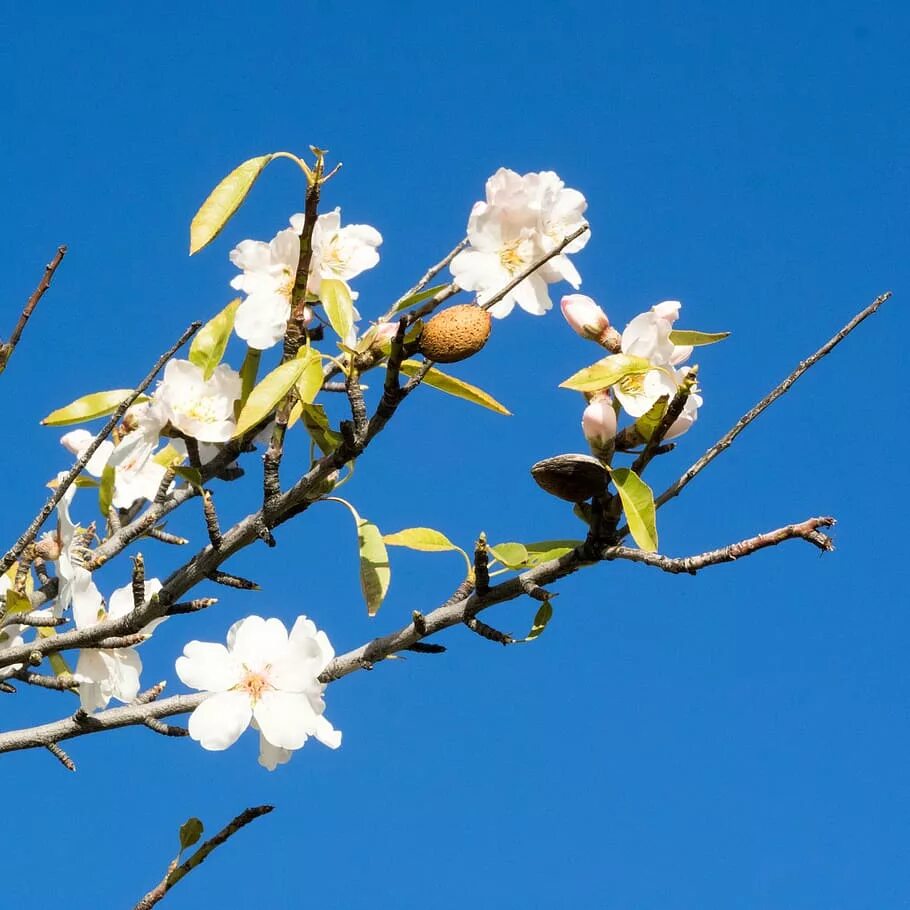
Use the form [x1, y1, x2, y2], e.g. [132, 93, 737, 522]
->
[371, 321, 400, 347]
[582, 394, 617, 457]
[561, 294, 610, 342]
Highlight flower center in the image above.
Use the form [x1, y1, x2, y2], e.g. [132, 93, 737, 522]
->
[322, 237, 347, 275]
[177, 395, 219, 425]
[238, 667, 272, 704]
[618, 373, 648, 396]
[499, 244, 527, 274]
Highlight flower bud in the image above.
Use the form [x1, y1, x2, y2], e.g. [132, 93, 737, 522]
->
[371, 321, 400, 345]
[582, 394, 617, 453]
[561, 294, 610, 342]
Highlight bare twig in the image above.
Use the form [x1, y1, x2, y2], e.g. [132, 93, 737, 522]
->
[0, 321, 201, 576]
[381, 237, 468, 322]
[0, 246, 67, 375]
[134, 806, 274, 910]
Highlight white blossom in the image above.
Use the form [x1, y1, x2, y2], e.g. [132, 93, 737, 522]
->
[289, 208, 382, 300]
[0, 572, 27, 671]
[229, 228, 301, 350]
[154, 359, 241, 443]
[176, 614, 341, 769]
[612, 301, 703, 437]
[73, 578, 163, 712]
[450, 167, 588, 319]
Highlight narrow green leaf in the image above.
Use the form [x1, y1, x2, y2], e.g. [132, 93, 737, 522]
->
[489, 542, 530, 569]
[390, 283, 449, 316]
[668, 329, 730, 347]
[634, 396, 669, 443]
[190, 155, 274, 254]
[384, 527, 458, 551]
[37, 626, 72, 676]
[559, 354, 653, 393]
[3, 589, 32, 615]
[523, 540, 584, 567]
[173, 466, 202, 489]
[610, 467, 658, 552]
[238, 347, 261, 410]
[295, 351, 324, 406]
[398, 360, 511, 416]
[328, 498, 390, 616]
[179, 818, 204, 851]
[299, 404, 342, 454]
[523, 601, 554, 642]
[234, 351, 315, 438]
[189, 299, 241, 380]
[98, 464, 115, 519]
[320, 278, 354, 342]
[42, 390, 147, 427]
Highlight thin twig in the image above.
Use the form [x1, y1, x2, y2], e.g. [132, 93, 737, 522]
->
[0, 246, 67, 375]
[0, 321, 201, 576]
[381, 238, 468, 322]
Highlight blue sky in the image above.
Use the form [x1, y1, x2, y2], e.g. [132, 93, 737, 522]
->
[1, 2, 908, 907]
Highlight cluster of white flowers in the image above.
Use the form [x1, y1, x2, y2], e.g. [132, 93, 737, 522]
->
[176, 614, 341, 770]
[230, 209, 382, 350]
[562, 294, 703, 445]
[450, 168, 589, 319]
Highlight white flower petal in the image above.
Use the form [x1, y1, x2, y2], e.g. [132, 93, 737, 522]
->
[176, 641, 241, 692]
[230, 616, 288, 669]
[312, 714, 342, 749]
[258, 730, 294, 770]
[269, 637, 323, 691]
[188, 691, 252, 751]
[254, 690, 317, 751]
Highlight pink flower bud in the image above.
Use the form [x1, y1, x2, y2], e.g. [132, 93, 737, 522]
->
[561, 294, 610, 341]
[372, 321, 400, 344]
[582, 394, 617, 450]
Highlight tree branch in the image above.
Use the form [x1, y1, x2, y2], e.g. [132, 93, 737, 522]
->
[0, 245, 67, 375]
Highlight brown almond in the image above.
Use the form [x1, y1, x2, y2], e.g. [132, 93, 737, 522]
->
[418, 304, 492, 364]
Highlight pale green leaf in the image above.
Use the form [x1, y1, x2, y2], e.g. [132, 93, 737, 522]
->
[329, 498, 390, 616]
[634, 396, 669, 443]
[179, 818, 204, 851]
[3, 589, 32, 616]
[173, 466, 202, 489]
[295, 351, 324, 406]
[668, 329, 730, 347]
[190, 155, 274, 255]
[489, 542, 530, 569]
[523, 540, 584, 567]
[41, 390, 147, 427]
[523, 600, 554, 642]
[98, 464, 115, 519]
[610, 467, 658, 552]
[384, 527, 458, 552]
[189, 299, 241, 380]
[398, 360, 511, 416]
[234, 351, 315, 438]
[390, 283, 449, 316]
[299, 404, 342, 454]
[37, 626, 72, 676]
[238, 347, 261, 410]
[320, 278, 354, 341]
[560, 353, 653, 393]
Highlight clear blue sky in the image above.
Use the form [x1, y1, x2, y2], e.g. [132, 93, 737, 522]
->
[2, 2, 909, 907]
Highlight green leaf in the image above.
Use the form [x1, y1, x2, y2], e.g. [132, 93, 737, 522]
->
[329, 498, 390, 616]
[390, 283, 449, 316]
[398, 360, 511, 416]
[190, 155, 274, 254]
[489, 542, 530, 569]
[41, 390, 146, 427]
[37, 626, 72, 677]
[634, 396, 669, 443]
[189, 299, 241, 380]
[320, 278, 355, 341]
[98, 464, 115, 519]
[3, 589, 32, 615]
[295, 351, 324, 406]
[610, 467, 658, 552]
[384, 527, 471, 576]
[523, 600, 554, 642]
[238, 347, 261, 410]
[559, 354, 653, 393]
[668, 329, 730, 347]
[234, 351, 316, 438]
[179, 818, 204, 851]
[173, 466, 202, 489]
[523, 540, 584, 567]
[384, 527, 458, 551]
[299, 404, 342, 454]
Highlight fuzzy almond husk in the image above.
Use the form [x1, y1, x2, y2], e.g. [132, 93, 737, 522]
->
[418, 304, 492, 364]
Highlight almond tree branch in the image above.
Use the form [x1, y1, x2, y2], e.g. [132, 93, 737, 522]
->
[133, 806, 274, 910]
[380, 237, 468, 322]
[0, 245, 67, 375]
[653, 291, 892, 511]
[0, 321, 201, 576]
[0, 514, 834, 754]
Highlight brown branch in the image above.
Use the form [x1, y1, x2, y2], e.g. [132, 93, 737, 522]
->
[0, 245, 67, 375]
[0, 514, 833, 754]
[0, 320, 201, 576]
[653, 291, 893, 511]
[134, 806, 274, 910]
